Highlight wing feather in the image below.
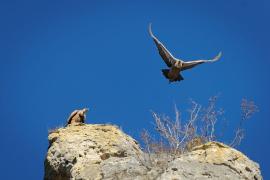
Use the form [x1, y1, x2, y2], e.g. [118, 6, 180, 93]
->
[66, 110, 79, 124]
[181, 52, 222, 71]
[149, 23, 177, 67]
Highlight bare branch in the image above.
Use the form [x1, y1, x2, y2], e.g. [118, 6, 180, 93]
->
[230, 129, 245, 147]
[230, 99, 258, 147]
[140, 96, 258, 170]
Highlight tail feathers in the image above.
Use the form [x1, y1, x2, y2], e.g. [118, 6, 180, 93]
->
[177, 74, 184, 81]
[173, 74, 184, 82]
[162, 69, 170, 79]
[162, 69, 184, 82]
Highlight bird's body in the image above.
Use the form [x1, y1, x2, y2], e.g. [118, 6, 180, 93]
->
[168, 67, 181, 79]
[66, 108, 89, 126]
[162, 67, 183, 82]
[149, 24, 222, 83]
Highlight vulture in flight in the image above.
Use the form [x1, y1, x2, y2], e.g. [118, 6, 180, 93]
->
[149, 24, 222, 83]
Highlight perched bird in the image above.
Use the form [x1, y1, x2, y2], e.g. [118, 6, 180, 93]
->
[149, 23, 222, 83]
[66, 108, 89, 126]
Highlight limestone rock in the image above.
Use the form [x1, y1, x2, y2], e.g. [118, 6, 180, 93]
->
[158, 142, 261, 180]
[44, 124, 146, 180]
[44, 124, 262, 180]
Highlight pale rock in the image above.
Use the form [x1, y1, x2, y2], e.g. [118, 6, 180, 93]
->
[44, 124, 262, 180]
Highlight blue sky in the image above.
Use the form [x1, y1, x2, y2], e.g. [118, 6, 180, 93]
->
[0, 0, 269, 179]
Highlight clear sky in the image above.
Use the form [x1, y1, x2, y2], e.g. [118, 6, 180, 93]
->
[0, 0, 269, 179]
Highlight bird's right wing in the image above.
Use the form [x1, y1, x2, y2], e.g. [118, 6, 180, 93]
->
[149, 23, 178, 67]
[66, 110, 78, 124]
[181, 52, 222, 71]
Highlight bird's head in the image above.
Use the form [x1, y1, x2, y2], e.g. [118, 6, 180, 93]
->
[82, 108, 89, 114]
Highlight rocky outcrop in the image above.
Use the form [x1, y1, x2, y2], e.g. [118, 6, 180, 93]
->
[44, 124, 262, 180]
[159, 142, 261, 180]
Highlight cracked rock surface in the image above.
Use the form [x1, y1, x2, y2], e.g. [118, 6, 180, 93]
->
[44, 124, 262, 180]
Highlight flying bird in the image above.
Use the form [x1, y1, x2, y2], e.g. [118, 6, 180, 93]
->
[149, 23, 222, 83]
[66, 108, 89, 126]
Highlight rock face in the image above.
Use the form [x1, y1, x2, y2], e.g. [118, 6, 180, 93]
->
[159, 143, 261, 180]
[44, 124, 262, 180]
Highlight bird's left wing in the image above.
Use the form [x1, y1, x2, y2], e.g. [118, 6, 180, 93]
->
[181, 52, 222, 71]
[66, 110, 78, 124]
[149, 23, 178, 67]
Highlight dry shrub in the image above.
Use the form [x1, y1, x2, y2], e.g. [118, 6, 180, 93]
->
[140, 96, 258, 168]
[230, 99, 258, 147]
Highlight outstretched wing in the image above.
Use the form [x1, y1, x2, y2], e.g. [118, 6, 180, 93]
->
[66, 110, 78, 124]
[149, 23, 178, 67]
[181, 52, 222, 71]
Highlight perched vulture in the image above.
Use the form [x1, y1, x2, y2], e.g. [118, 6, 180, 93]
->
[66, 108, 89, 126]
[149, 23, 222, 83]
